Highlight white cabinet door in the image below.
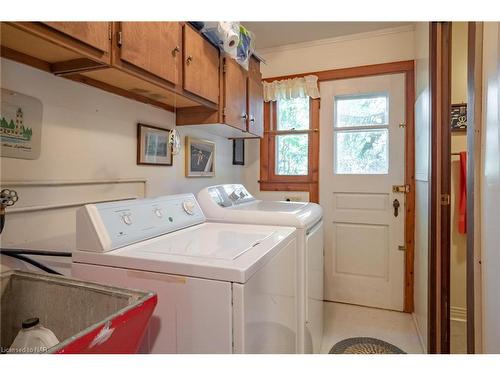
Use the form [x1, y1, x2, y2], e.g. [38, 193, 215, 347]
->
[319, 73, 406, 311]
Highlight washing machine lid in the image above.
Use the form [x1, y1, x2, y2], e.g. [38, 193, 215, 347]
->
[73, 222, 296, 283]
[197, 184, 323, 229]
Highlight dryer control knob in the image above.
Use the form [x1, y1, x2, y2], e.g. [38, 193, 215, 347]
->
[122, 214, 132, 225]
[182, 200, 196, 215]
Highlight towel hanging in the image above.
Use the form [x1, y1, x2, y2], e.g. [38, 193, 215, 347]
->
[458, 151, 467, 234]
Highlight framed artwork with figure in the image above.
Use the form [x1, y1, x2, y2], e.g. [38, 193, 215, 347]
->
[185, 137, 216, 177]
[450, 103, 467, 132]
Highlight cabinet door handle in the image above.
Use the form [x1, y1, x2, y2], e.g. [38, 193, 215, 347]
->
[250, 116, 255, 122]
[186, 55, 193, 65]
[241, 113, 248, 120]
[172, 46, 180, 56]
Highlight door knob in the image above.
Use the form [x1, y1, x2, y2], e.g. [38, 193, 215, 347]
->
[393, 199, 400, 217]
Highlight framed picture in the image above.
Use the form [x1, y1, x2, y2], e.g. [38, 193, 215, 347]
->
[1, 88, 43, 160]
[232, 139, 245, 165]
[451, 103, 467, 132]
[137, 123, 173, 166]
[185, 137, 216, 177]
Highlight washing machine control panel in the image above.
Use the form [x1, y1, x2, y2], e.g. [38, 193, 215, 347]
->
[207, 184, 255, 207]
[76, 194, 205, 252]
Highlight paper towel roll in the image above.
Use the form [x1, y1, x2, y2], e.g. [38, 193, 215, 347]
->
[217, 22, 239, 57]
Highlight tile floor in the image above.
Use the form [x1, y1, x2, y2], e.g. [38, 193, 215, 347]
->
[321, 301, 424, 354]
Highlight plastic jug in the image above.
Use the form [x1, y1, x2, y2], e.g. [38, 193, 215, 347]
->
[9, 317, 59, 354]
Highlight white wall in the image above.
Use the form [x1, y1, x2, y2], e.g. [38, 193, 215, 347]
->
[452, 22, 469, 105]
[0, 58, 245, 273]
[244, 26, 416, 202]
[413, 22, 431, 351]
[259, 26, 416, 78]
[481, 22, 500, 353]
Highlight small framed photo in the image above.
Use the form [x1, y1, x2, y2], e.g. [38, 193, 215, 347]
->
[451, 103, 467, 132]
[185, 137, 216, 177]
[232, 139, 245, 165]
[137, 123, 173, 166]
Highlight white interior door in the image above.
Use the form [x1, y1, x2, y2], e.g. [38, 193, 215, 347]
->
[319, 73, 406, 311]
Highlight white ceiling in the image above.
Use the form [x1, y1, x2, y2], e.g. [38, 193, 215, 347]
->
[242, 22, 413, 50]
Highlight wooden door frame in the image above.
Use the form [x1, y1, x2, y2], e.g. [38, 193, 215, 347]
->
[429, 21, 483, 355]
[263, 60, 416, 313]
[428, 21, 452, 354]
[466, 21, 484, 354]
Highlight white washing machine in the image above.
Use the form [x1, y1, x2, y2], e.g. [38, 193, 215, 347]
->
[72, 193, 297, 354]
[197, 184, 324, 354]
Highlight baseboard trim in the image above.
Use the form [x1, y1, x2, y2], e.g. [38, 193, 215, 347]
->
[450, 306, 467, 322]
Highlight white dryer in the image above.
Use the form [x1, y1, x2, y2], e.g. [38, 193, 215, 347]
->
[72, 193, 297, 354]
[197, 184, 324, 354]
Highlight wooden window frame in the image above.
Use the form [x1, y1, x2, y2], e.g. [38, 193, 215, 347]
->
[260, 60, 415, 313]
[260, 98, 320, 202]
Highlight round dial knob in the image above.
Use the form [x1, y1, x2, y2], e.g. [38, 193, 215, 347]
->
[182, 200, 196, 215]
[122, 214, 132, 225]
[154, 208, 163, 218]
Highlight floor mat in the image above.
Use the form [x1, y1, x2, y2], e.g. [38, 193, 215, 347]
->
[329, 337, 406, 354]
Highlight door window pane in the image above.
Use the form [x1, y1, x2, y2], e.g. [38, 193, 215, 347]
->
[335, 129, 388, 174]
[335, 94, 388, 127]
[276, 134, 309, 175]
[277, 97, 310, 130]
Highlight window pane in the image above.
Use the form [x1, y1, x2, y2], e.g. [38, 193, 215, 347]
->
[335, 129, 388, 174]
[277, 97, 310, 130]
[335, 94, 388, 127]
[276, 134, 309, 175]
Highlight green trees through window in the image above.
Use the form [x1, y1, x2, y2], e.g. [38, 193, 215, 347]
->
[334, 93, 389, 174]
[275, 97, 310, 175]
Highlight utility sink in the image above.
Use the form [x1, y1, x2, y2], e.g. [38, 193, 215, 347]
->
[0, 270, 157, 354]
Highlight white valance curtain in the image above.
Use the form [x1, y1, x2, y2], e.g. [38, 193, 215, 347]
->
[263, 75, 320, 102]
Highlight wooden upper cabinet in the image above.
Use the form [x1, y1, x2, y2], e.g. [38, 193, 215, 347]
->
[183, 25, 219, 104]
[247, 77, 264, 137]
[247, 56, 263, 136]
[117, 22, 181, 86]
[43, 22, 110, 54]
[223, 57, 248, 131]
